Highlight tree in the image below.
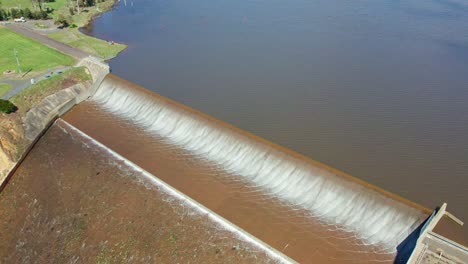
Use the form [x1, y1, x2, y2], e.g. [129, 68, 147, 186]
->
[31, 0, 37, 11]
[23, 7, 32, 18]
[0, 100, 17, 114]
[10, 8, 19, 18]
[0, 9, 7, 21]
[55, 14, 71, 27]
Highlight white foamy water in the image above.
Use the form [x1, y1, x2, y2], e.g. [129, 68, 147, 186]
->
[92, 76, 427, 250]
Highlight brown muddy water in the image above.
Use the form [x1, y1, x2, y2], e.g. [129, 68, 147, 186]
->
[57, 75, 432, 263]
[0, 120, 280, 263]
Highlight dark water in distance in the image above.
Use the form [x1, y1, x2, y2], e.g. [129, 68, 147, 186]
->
[83, 0, 468, 236]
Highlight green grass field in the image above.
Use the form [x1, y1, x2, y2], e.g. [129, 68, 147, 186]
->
[47, 0, 127, 59]
[1, 0, 68, 15]
[2, 0, 126, 60]
[48, 28, 126, 59]
[0, 27, 75, 75]
[0, 83, 13, 97]
[11, 66, 90, 114]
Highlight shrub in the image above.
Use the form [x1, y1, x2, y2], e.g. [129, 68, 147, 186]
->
[10, 8, 19, 18]
[85, 0, 95, 7]
[0, 9, 8, 21]
[22, 8, 32, 19]
[70, 23, 77, 28]
[55, 14, 71, 27]
[31, 10, 47, 19]
[40, 10, 48, 19]
[0, 99, 17, 114]
[69, 7, 74, 15]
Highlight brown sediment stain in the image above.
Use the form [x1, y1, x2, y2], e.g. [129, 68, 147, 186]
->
[63, 98, 399, 263]
[0, 123, 277, 263]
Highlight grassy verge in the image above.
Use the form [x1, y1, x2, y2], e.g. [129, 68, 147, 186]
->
[0, 83, 13, 97]
[49, 28, 126, 59]
[48, 0, 127, 59]
[0, 27, 75, 76]
[10, 66, 91, 114]
[1, 0, 67, 13]
[0, 66, 91, 164]
[2, 0, 127, 60]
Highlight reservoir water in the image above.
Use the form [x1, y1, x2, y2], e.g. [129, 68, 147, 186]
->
[82, 0, 468, 239]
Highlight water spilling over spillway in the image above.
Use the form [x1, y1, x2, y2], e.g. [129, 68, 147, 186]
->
[60, 75, 429, 263]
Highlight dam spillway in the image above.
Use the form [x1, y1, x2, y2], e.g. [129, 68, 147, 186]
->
[57, 74, 429, 263]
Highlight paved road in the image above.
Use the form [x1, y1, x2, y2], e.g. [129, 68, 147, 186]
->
[1, 66, 71, 100]
[1, 24, 90, 100]
[6, 23, 88, 59]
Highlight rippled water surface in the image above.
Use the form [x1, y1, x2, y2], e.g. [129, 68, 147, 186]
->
[82, 0, 468, 238]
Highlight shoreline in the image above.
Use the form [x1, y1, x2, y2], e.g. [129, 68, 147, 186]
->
[77, 0, 128, 60]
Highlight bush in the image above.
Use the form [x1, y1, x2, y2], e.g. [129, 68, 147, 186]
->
[0, 9, 8, 21]
[69, 7, 74, 15]
[22, 8, 32, 19]
[40, 10, 48, 19]
[0, 99, 17, 114]
[30, 10, 47, 19]
[85, 0, 95, 7]
[55, 14, 71, 27]
[70, 23, 77, 28]
[10, 8, 19, 18]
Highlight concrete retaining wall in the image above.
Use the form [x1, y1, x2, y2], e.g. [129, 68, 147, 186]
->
[23, 82, 90, 140]
[77, 56, 109, 96]
[0, 57, 109, 188]
[24, 56, 109, 140]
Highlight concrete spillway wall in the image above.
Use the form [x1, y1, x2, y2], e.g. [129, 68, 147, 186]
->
[92, 74, 430, 251]
[0, 57, 109, 188]
[24, 57, 109, 141]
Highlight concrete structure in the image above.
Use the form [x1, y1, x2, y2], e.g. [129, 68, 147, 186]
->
[24, 57, 109, 141]
[408, 203, 467, 264]
[0, 57, 109, 189]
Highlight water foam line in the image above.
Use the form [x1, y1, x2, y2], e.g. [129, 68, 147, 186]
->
[91, 76, 428, 250]
[57, 119, 295, 264]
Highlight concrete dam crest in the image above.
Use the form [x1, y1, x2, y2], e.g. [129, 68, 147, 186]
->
[60, 74, 432, 263]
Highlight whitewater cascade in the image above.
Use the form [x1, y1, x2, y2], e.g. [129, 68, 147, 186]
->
[92, 75, 427, 251]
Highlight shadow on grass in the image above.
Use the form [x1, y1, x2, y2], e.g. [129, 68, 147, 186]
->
[21, 68, 33, 78]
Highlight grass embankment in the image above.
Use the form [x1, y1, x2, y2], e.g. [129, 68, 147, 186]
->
[47, 0, 127, 59]
[1, 0, 126, 59]
[1, 0, 67, 15]
[0, 66, 91, 163]
[0, 84, 12, 97]
[0, 27, 75, 76]
[49, 28, 126, 59]
[10, 66, 91, 114]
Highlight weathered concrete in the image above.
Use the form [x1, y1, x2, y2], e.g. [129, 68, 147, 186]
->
[77, 56, 109, 96]
[23, 82, 90, 140]
[24, 57, 109, 141]
[408, 204, 467, 264]
[0, 57, 109, 188]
